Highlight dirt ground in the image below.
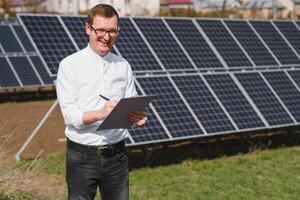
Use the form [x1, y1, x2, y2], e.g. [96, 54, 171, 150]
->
[0, 100, 66, 159]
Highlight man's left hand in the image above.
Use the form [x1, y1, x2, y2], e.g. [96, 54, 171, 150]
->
[128, 111, 148, 128]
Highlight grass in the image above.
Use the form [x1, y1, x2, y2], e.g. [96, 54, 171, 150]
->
[1, 130, 300, 199]
[34, 144, 300, 200]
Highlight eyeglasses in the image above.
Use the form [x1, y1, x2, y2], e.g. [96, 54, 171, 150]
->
[90, 25, 120, 37]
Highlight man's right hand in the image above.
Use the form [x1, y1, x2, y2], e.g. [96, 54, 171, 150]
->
[82, 99, 118, 126]
[100, 100, 118, 117]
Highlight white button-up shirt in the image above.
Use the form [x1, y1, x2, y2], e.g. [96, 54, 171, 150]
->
[56, 45, 137, 145]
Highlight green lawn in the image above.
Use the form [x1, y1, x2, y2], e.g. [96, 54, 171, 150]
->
[33, 145, 300, 200]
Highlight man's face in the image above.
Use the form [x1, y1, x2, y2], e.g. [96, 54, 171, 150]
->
[86, 15, 118, 57]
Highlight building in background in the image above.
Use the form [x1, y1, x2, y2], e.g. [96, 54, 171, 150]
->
[37, 0, 160, 16]
[1, 0, 300, 19]
[160, 0, 194, 9]
[194, 0, 240, 12]
[241, 0, 300, 19]
[0, 0, 160, 16]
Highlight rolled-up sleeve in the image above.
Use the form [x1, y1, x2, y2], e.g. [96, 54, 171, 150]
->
[56, 59, 86, 129]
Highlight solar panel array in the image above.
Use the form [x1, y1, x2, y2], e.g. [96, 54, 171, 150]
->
[2, 15, 300, 146]
[0, 19, 53, 88]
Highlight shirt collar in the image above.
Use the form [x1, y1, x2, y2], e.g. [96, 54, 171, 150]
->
[87, 43, 110, 62]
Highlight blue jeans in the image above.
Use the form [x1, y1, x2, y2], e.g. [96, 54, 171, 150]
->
[66, 147, 129, 200]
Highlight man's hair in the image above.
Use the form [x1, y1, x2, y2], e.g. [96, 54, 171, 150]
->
[86, 4, 119, 26]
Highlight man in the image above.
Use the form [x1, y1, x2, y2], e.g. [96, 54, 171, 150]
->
[56, 4, 148, 200]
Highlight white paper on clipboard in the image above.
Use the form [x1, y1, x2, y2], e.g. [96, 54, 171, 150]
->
[97, 95, 155, 131]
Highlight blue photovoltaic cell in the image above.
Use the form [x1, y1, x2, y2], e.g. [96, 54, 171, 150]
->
[235, 72, 294, 126]
[225, 20, 278, 66]
[19, 15, 77, 74]
[137, 76, 203, 138]
[134, 18, 194, 70]
[61, 16, 87, 50]
[12, 25, 35, 52]
[128, 85, 169, 143]
[250, 21, 300, 65]
[262, 71, 300, 122]
[128, 106, 170, 143]
[0, 25, 22, 52]
[197, 20, 252, 68]
[204, 74, 265, 130]
[115, 18, 162, 71]
[166, 19, 223, 69]
[0, 57, 20, 87]
[288, 70, 300, 88]
[30, 56, 53, 84]
[274, 21, 300, 57]
[9, 57, 41, 86]
[172, 75, 235, 133]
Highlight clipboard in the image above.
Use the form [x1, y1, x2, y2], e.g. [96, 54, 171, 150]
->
[97, 95, 155, 131]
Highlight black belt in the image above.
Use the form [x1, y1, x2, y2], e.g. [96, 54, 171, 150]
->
[67, 138, 125, 157]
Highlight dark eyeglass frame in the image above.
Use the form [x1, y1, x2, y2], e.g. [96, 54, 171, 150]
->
[89, 24, 120, 37]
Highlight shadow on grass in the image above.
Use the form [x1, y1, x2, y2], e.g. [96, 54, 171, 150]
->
[128, 127, 300, 169]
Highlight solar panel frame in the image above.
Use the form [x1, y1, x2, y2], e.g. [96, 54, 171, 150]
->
[287, 69, 300, 88]
[273, 21, 300, 58]
[8, 56, 42, 86]
[197, 19, 253, 68]
[18, 14, 78, 75]
[171, 73, 237, 134]
[234, 71, 295, 127]
[250, 20, 300, 66]
[136, 75, 204, 139]
[60, 16, 87, 50]
[203, 73, 266, 131]
[165, 18, 224, 69]
[126, 80, 171, 145]
[133, 17, 195, 71]
[0, 57, 21, 88]
[114, 17, 164, 71]
[225, 20, 279, 67]
[0, 25, 23, 52]
[262, 70, 300, 122]
[12, 25, 35, 52]
[29, 56, 53, 85]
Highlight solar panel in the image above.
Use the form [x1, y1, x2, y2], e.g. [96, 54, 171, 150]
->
[197, 20, 253, 68]
[288, 70, 300, 87]
[235, 72, 294, 126]
[250, 21, 300, 65]
[137, 76, 203, 138]
[171, 75, 235, 133]
[12, 25, 35, 52]
[128, 106, 170, 143]
[204, 74, 265, 130]
[262, 71, 300, 122]
[0, 57, 20, 87]
[134, 18, 194, 70]
[225, 20, 278, 66]
[29, 56, 53, 85]
[9, 57, 41, 86]
[0, 25, 22, 52]
[7, 14, 300, 147]
[115, 18, 163, 71]
[60, 16, 87, 50]
[19, 15, 77, 75]
[274, 21, 300, 57]
[166, 19, 224, 69]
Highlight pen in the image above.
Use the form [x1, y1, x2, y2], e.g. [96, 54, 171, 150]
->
[99, 94, 110, 101]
